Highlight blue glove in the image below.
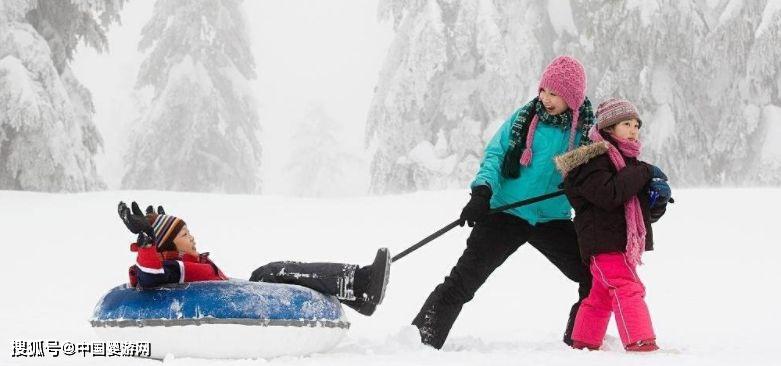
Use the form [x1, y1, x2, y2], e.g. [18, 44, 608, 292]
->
[648, 178, 671, 207]
[648, 164, 668, 181]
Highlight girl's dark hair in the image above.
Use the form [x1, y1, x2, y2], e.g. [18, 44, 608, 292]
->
[599, 129, 618, 146]
[602, 119, 643, 132]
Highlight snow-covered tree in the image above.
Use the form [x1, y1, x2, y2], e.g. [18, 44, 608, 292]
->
[746, 1, 781, 184]
[368, 0, 781, 193]
[285, 102, 363, 197]
[367, 0, 549, 193]
[0, 0, 123, 191]
[122, 0, 262, 193]
[576, 0, 779, 186]
[574, 0, 714, 185]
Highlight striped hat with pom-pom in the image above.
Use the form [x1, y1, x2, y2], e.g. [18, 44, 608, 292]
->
[146, 214, 185, 252]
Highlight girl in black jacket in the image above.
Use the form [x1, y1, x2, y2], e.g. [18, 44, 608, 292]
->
[555, 98, 671, 352]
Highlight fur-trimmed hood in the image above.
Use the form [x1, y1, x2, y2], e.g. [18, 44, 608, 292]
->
[554, 141, 610, 176]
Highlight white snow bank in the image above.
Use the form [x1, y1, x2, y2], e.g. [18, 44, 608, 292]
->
[95, 324, 347, 360]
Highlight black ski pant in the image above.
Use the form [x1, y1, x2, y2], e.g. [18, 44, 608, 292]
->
[412, 213, 592, 349]
[250, 261, 359, 301]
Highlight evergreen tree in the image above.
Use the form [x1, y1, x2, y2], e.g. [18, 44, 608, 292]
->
[747, 1, 781, 183]
[0, 0, 123, 191]
[122, 0, 262, 193]
[367, 0, 548, 193]
[575, 0, 713, 185]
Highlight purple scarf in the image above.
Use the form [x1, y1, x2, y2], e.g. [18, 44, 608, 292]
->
[588, 126, 647, 265]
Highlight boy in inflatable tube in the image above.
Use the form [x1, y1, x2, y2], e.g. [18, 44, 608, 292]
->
[118, 201, 391, 316]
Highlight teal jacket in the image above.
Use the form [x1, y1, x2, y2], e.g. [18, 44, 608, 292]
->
[471, 108, 585, 225]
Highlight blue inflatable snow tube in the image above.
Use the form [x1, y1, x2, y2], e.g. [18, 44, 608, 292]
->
[91, 280, 349, 329]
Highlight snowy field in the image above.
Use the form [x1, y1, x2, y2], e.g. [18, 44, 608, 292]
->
[1, 188, 779, 365]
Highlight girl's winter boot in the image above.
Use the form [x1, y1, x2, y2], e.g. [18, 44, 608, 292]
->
[625, 339, 659, 352]
[571, 340, 600, 351]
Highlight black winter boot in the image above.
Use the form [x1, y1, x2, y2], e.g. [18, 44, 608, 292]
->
[411, 290, 464, 349]
[564, 280, 592, 345]
[353, 248, 391, 305]
[342, 299, 377, 316]
[563, 300, 580, 346]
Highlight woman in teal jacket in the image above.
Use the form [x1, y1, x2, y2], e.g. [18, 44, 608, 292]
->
[412, 56, 595, 349]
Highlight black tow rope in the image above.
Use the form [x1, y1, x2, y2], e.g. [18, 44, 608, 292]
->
[391, 190, 565, 263]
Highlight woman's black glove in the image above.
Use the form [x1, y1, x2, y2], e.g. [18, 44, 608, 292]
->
[459, 185, 492, 227]
[118, 201, 155, 246]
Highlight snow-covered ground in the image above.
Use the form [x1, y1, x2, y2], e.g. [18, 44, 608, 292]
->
[1, 188, 779, 365]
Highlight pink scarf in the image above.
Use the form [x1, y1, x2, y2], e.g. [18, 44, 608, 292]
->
[588, 126, 647, 266]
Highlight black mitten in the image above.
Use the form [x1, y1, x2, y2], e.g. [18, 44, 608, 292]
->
[146, 205, 166, 215]
[118, 201, 155, 246]
[459, 185, 492, 227]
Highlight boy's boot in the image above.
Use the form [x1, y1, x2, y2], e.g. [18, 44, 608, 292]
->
[351, 248, 391, 314]
[625, 339, 659, 352]
[342, 299, 377, 316]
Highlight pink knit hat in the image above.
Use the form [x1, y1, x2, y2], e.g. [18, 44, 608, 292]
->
[520, 56, 588, 166]
[595, 97, 642, 130]
[538, 56, 587, 112]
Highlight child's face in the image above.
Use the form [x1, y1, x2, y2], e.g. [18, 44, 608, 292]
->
[539, 88, 568, 115]
[173, 225, 198, 256]
[608, 119, 641, 141]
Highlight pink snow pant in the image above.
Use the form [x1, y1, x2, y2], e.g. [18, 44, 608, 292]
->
[571, 252, 655, 347]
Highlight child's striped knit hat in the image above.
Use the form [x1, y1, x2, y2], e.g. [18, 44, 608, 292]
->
[595, 98, 642, 130]
[146, 213, 185, 252]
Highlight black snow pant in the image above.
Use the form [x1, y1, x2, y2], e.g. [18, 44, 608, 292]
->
[249, 262, 366, 308]
[412, 213, 592, 349]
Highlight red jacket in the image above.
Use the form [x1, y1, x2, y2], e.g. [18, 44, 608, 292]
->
[128, 243, 228, 288]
